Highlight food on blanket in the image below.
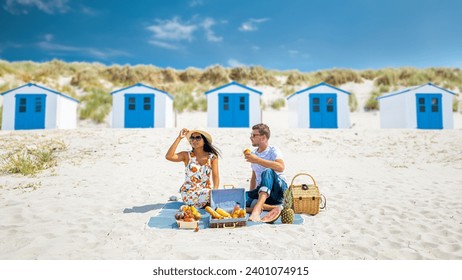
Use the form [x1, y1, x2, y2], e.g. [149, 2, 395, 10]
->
[205, 206, 223, 219]
[184, 208, 192, 218]
[281, 188, 294, 224]
[190, 205, 202, 220]
[175, 212, 184, 220]
[176, 205, 201, 222]
[238, 209, 246, 218]
[243, 148, 251, 156]
[231, 203, 240, 218]
[216, 208, 232, 218]
[231, 203, 246, 218]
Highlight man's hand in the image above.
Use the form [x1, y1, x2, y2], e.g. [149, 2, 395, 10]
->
[245, 153, 260, 164]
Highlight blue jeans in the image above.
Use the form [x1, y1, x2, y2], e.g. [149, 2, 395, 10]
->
[245, 169, 288, 207]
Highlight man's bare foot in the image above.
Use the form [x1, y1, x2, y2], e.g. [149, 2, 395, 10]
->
[248, 208, 262, 222]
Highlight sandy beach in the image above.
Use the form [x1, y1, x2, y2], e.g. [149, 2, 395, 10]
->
[0, 111, 461, 260]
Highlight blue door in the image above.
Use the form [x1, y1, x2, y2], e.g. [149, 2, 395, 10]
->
[309, 94, 337, 128]
[124, 94, 154, 128]
[218, 93, 249, 127]
[416, 94, 442, 129]
[14, 94, 46, 130]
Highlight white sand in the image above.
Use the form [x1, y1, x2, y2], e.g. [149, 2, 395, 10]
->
[0, 112, 461, 260]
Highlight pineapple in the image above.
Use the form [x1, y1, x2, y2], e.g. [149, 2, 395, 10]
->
[281, 187, 295, 224]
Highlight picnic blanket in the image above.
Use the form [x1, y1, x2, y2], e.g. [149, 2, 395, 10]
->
[147, 201, 304, 229]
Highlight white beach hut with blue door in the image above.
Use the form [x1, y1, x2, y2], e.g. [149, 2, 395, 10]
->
[205, 81, 262, 128]
[110, 83, 174, 128]
[1, 83, 79, 130]
[286, 82, 351, 128]
[377, 82, 455, 129]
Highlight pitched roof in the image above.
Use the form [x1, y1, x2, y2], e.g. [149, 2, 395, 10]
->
[1, 83, 79, 103]
[286, 82, 350, 100]
[377, 82, 457, 100]
[110, 83, 174, 100]
[204, 81, 262, 95]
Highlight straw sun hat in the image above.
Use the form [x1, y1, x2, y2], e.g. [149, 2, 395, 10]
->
[186, 129, 213, 144]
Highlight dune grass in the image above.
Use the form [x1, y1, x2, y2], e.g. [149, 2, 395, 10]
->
[364, 90, 381, 111]
[79, 88, 112, 123]
[349, 92, 358, 112]
[1, 139, 67, 176]
[270, 98, 286, 109]
[1, 60, 461, 122]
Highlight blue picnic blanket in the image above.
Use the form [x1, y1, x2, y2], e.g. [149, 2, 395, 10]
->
[147, 201, 304, 229]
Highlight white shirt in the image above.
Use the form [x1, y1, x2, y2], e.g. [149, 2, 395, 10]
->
[251, 145, 287, 186]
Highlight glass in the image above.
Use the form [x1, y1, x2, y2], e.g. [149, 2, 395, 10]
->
[189, 135, 203, 141]
[250, 133, 261, 138]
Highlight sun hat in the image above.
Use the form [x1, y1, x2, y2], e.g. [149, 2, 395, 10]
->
[186, 129, 213, 144]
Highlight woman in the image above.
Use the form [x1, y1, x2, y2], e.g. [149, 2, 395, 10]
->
[165, 128, 221, 208]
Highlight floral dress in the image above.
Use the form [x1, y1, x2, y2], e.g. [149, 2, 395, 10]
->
[179, 151, 215, 208]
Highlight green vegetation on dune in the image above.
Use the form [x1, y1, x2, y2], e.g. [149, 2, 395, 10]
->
[0, 60, 460, 123]
[0, 139, 67, 176]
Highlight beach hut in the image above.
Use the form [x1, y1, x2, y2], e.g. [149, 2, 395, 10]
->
[205, 81, 262, 128]
[286, 82, 351, 128]
[110, 83, 174, 128]
[1, 83, 79, 130]
[377, 82, 455, 129]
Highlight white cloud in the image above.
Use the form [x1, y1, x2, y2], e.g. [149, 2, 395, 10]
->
[0, 41, 23, 53]
[202, 18, 223, 42]
[288, 50, 299, 56]
[251, 45, 260, 51]
[287, 49, 310, 59]
[3, 0, 70, 14]
[79, 5, 97, 16]
[44, 33, 54, 42]
[148, 40, 179, 50]
[37, 38, 130, 60]
[189, 0, 204, 7]
[228, 59, 245, 67]
[147, 16, 224, 50]
[239, 18, 269, 32]
[147, 17, 197, 42]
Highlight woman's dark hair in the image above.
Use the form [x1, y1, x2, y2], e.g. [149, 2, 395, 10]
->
[193, 134, 222, 158]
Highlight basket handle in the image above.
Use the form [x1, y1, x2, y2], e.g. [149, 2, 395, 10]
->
[290, 173, 317, 187]
[320, 194, 327, 210]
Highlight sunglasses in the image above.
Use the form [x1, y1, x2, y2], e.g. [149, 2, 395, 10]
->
[189, 135, 203, 141]
[250, 133, 262, 138]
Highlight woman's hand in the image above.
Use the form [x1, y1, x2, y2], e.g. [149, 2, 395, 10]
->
[179, 128, 189, 139]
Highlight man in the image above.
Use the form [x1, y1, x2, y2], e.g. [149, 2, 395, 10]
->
[245, 123, 288, 222]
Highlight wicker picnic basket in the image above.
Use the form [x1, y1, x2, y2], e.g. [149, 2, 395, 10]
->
[289, 173, 326, 215]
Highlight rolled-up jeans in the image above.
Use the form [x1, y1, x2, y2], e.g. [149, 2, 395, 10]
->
[245, 169, 288, 207]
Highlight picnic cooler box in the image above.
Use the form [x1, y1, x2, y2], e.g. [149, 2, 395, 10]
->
[209, 188, 247, 228]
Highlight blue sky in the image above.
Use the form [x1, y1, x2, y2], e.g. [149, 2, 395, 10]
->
[1, 0, 461, 72]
